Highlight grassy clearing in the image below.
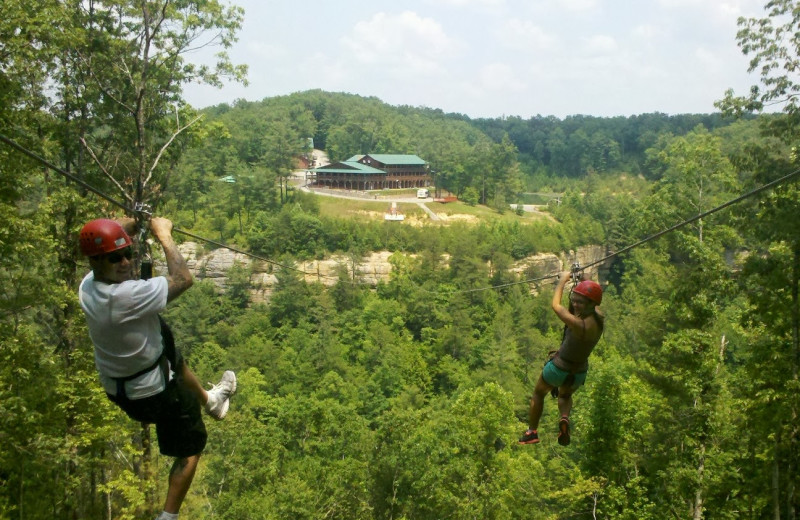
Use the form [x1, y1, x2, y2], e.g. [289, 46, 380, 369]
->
[429, 201, 551, 223]
[316, 197, 427, 220]
[315, 194, 551, 224]
[519, 192, 560, 204]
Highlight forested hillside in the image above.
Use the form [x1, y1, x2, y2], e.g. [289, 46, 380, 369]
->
[2, 1, 800, 519]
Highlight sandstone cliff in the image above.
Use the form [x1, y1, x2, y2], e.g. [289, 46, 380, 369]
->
[172, 243, 611, 303]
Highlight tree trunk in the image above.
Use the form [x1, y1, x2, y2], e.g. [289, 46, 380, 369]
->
[18, 460, 24, 520]
[788, 244, 799, 520]
[774, 432, 782, 520]
[142, 425, 157, 514]
[693, 443, 705, 520]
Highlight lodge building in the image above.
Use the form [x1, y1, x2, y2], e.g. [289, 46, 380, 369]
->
[309, 154, 430, 191]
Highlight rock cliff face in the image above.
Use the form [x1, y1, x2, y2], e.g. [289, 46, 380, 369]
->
[510, 244, 608, 283]
[175, 242, 612, 303]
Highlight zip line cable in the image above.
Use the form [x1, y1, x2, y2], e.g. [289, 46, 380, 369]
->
[0, 130, 552, 293]
[5, 132, 800, 296]
[459, 273, 560, 294]
[172, 227, 327, 278]
[436, 165, 800, 296]
[0, 133, 134, 213]
[580, 165, 800, 271]
[0, 132, 353, 283]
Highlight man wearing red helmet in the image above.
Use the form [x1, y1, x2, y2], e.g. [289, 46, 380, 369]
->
[78, 216, 236, 520]
[519, 271, 604, 446]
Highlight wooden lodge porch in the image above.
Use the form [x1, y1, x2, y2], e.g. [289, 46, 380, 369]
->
[309, 153, 431, 191]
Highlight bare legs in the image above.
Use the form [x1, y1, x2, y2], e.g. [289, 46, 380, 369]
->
[178, 363, 208, 406]
[158, 365, 225, 516]
[527, 374, 574, 430]
[158, 365, 206, 516]
[527, 375, 549, 430]
[557, 392, 573, 419]
[163, 455, 200, 514]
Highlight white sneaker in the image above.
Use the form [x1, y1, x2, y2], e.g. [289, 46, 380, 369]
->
[205, 370, 237, 420]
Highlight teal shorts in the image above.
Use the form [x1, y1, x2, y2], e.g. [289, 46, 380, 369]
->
[542, 360, 587, 390]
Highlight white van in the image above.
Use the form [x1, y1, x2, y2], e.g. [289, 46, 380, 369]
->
[417, 188, 429, 198]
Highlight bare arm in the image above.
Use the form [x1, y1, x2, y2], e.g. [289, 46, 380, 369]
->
[150, 217, 193, 302]
[552, 271, 586, 333]
[115, 216, 138, 237]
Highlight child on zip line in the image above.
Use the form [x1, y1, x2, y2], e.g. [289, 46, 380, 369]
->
[519, 270, 604, 446]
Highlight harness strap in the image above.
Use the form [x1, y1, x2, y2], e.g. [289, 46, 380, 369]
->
[547, 351, 576, 398]
[113, 354, 169, 401]
[111, 316, 177, 401]
[548, 351, 581, 375]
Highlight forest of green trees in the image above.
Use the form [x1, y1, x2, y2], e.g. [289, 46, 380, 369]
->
[2, 1, 800, 519]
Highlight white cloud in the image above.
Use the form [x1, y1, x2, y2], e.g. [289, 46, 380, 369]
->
[634, 63, 670, 81]
[716, 2, 742, 17]
[478, 62, 527, 91]
[496, 19, 555, 51]
[657, 0, 763, 25]
[341, 11, 462, 74]
[432, 0, 506, 7]
[656, 0, 702, 8]
[560, 0, 598, 12]
[694, 46, 722, 69]
[182, 0, 764, 118]
[582, 35, 618, 55]
[303, 52, 350, 87]
[245, 41, 287, 59]
[709, 0, 764, 24]
[632, 24, 666, 41]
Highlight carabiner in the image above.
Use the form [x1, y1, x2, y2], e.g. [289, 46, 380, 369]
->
[570, 263, 583, 284]
[134, 202, 153, 218]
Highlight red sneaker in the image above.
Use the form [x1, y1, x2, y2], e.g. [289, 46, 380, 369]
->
[557, 416, 570, 446]
[518, 429, 540, 445]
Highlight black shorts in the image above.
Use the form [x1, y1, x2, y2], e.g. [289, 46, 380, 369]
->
[108, 372, 207, 458]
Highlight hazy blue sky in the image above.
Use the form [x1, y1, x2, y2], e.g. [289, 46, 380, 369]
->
[183, 0, 768, 118]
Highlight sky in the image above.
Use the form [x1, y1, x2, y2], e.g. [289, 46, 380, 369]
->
[182, 0, 769, 119]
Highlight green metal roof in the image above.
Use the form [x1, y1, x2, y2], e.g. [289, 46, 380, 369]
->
[312, 161, 387, 175]
[346, 154, 427, 165]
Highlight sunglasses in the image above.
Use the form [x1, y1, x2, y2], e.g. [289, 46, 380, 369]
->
[105, 247, 133, 264]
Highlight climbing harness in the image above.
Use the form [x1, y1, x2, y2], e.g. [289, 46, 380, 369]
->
[107, 317, 177, 404]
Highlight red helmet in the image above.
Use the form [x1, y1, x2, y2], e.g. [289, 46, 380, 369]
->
[573, 280, 602, 305]
[79, 219, 132, 257]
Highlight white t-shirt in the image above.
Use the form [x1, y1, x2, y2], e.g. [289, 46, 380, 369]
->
[79, 271, 171, 399]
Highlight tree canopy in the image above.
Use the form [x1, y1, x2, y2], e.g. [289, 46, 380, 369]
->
[3, 0, 800, 519]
